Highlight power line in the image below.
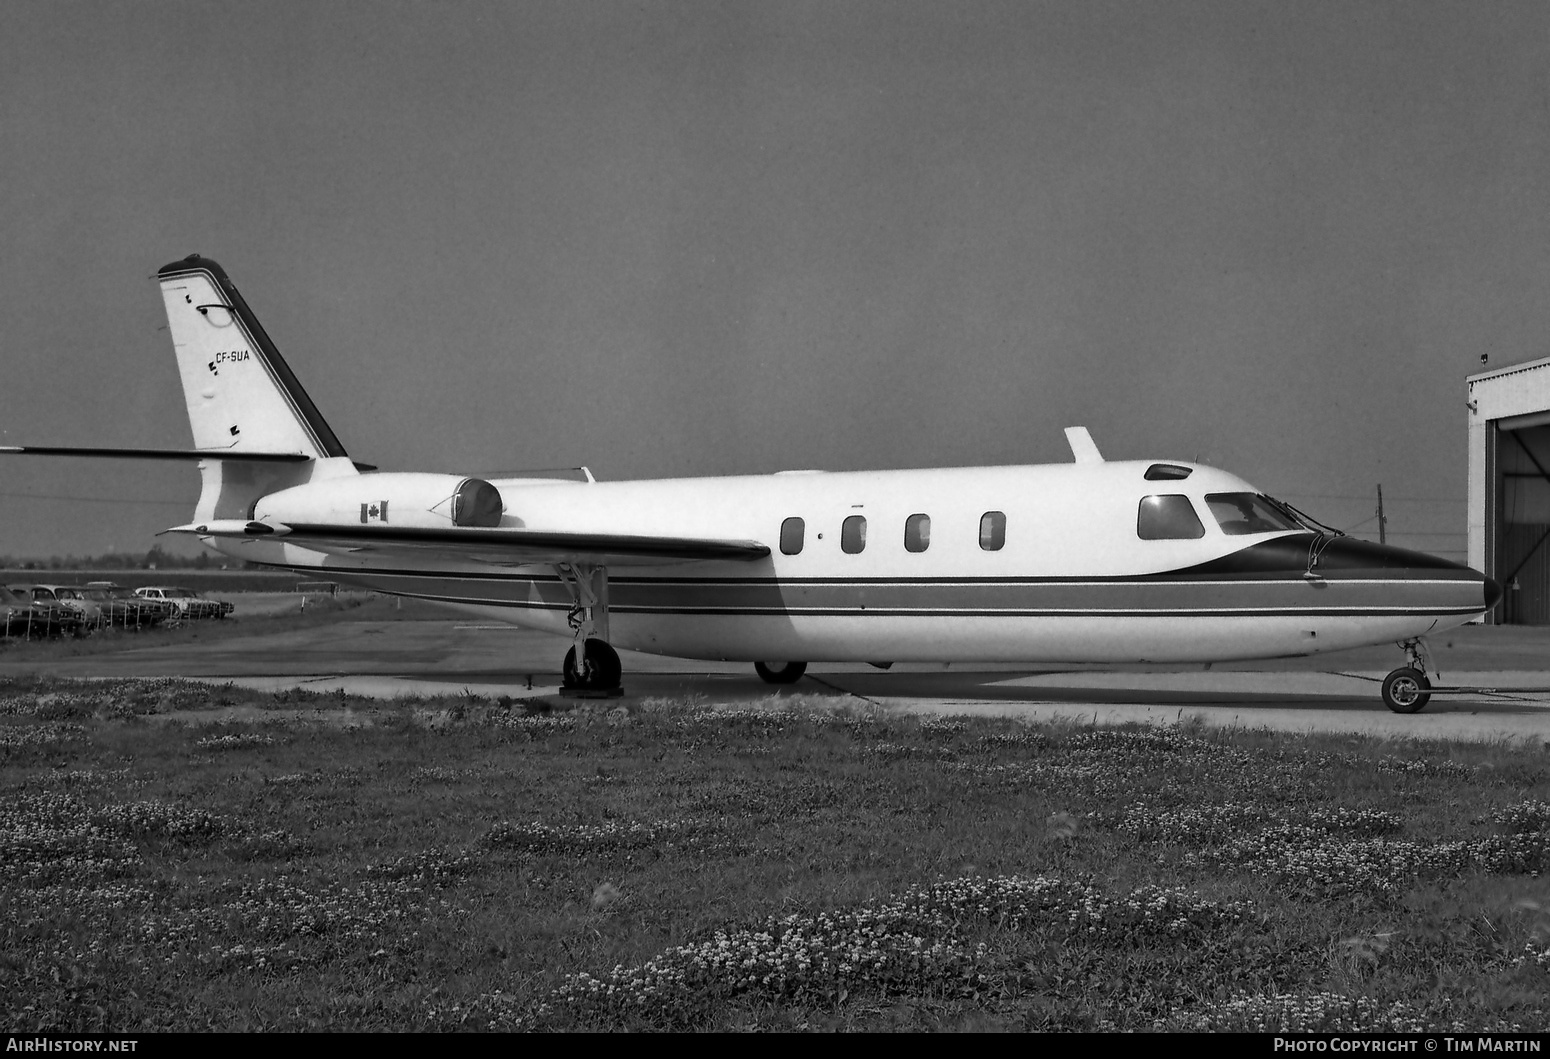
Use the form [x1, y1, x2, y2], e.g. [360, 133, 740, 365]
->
[1287, 493, 1466, 504]
[0, 490, 189, 507]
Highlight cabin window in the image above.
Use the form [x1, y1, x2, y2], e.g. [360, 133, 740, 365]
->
[1137, 494, 1205, 540]
[1204, 493, 1301, 535]
[904, 513, 931, 553]
[780, 517, 805, 555]
[979, 511, 1006, 551]
[842, 515, 867, 554]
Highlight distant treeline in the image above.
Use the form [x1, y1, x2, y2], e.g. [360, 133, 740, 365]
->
[0, 546, 245, 572]
[0, 567, 310, 592]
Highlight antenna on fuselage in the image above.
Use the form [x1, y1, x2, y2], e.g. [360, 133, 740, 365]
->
[1064, 426, 1104, 464]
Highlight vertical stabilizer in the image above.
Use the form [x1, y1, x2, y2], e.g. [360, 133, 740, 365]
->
[157, 255, 348, 459]
[1064, 426, 1104, 464]
[156, 256, 358, 524]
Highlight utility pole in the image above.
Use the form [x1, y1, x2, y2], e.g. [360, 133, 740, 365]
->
[1376, 484, 1387, 545]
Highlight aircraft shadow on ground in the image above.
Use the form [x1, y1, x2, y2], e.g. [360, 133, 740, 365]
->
[403, 667, 1550, 716]
[801, 672, 1550, 715]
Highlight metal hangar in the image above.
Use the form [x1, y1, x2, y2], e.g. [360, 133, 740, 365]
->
[1468, 355, 1550, 624]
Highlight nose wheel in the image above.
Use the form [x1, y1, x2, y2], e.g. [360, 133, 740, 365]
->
[1382, 637, 1437, 713]
[1381, 667, 1431, 713]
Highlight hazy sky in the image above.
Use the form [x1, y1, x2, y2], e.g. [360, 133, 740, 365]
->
[3, 0, 1547, 560]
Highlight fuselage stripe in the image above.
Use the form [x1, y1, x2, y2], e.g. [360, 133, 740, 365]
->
[405, 594, 1483, 618]
[253, 562, 1485, 621]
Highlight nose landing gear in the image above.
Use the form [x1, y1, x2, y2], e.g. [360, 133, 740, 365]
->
[1381, 638, 1436, 713]
[1376, 636, 1550, 713]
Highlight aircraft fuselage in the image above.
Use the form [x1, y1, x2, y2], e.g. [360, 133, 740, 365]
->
[218, 459, 1494, 664]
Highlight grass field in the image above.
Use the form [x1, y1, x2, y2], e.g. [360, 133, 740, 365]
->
[3, 676, 1549, 1032]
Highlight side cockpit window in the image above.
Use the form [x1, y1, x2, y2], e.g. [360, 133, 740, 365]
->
[1137, 495, 1205, 540]
[1204, 493, 1301, 536]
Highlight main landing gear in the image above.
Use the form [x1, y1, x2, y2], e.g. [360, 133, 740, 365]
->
[754, 661, 807, 685]
[557, 563, 622, 695]
[565, 638, 621, 691]
[1381, 638, 1434, 714]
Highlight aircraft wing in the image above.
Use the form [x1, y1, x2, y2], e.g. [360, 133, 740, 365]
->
[163, 519, 771, 566]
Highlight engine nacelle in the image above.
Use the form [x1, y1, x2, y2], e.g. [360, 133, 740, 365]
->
[253, 472, 504, 529]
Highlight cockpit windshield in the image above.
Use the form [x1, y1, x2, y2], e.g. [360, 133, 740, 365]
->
[1204, 493, 1304, 536]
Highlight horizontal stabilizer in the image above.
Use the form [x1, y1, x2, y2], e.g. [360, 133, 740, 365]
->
[0, 445, 310, 462]
[163, 521, 772, 566]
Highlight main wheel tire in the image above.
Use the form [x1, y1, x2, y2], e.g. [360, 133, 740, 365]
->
[754, 661, 807, 685]
[1381, 667, 1431, 714]
[563, 638, 622, 690]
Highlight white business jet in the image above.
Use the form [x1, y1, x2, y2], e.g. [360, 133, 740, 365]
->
[3, 256, 1500, 712]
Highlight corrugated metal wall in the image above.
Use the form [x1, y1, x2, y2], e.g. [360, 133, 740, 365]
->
[1498, 425, 1550, 624]
[1499, 522, 1550, 625]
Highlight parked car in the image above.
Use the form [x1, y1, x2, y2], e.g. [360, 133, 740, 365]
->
[18, 584, 106, 630]
[0, 585, 82, 638]
[82, 582, 170, 628]
[134, 586, 231, 620]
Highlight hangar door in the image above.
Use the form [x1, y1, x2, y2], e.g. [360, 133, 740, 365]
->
[1494, 422, 1550, 624]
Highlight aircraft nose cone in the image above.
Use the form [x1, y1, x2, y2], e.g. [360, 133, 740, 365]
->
[1484, 575, 1503, 611]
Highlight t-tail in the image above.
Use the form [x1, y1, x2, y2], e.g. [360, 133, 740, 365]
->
[157, 255, 346, 460]
[153, 255, 360, 521]
[1, 256, 361, 526]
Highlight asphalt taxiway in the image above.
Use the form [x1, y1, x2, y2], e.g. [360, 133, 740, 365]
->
[4, 594, 1549, 742]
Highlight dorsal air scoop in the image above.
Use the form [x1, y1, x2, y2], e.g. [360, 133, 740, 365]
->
[1064, 426, 1104, 464]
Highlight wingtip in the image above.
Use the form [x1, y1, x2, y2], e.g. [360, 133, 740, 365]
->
[163, 519, 289, 538]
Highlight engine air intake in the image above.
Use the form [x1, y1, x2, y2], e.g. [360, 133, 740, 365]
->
[453, 478, 504, 527]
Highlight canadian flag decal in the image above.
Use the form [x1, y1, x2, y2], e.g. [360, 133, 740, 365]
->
[359, 501, 389, 524]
